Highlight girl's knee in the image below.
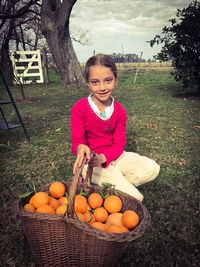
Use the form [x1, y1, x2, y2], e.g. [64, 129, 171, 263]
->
[127, 159, 160, 186]
[154, 162, 160, 179]
[148, 161, 160, 182]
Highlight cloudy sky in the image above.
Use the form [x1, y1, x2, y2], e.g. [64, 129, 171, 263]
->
[70, 0, 192, 62]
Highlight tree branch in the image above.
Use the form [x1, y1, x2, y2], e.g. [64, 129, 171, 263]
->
[0, 0, 38, 19]
[0, 18, 6, 30]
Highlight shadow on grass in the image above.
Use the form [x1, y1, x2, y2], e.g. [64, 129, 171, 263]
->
[117, 177, 199, 267]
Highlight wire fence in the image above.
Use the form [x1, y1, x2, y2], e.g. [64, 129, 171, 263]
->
[80, 61, 172, 69]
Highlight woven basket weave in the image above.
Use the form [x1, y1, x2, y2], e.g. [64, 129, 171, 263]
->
[15, 161, 151, 267]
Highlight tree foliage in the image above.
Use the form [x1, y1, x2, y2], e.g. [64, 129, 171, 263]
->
[149, 0, 200, 95]
[112, 53, 144, 63]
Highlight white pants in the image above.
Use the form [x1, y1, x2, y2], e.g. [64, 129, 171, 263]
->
[82, 152, 160, 202]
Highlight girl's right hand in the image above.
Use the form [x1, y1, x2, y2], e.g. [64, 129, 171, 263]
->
[73, 144, 91, 174]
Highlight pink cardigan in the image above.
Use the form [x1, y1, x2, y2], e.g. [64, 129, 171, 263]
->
[70, 98, 127, 167]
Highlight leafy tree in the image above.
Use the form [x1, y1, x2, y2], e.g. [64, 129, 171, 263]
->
[149, 0, 200, 95]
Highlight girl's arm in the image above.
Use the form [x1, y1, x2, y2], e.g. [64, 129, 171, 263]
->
[70, 101, 86, 156]
[71, 101, 90, 173]
[73, 144, 91, 174]
[88, 153, 106, 167]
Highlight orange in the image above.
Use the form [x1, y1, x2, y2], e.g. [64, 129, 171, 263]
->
[36, 204, 55, 215]
[83, 211, 95, 224]
[56, 204, 67, 215]
[49, 181, 65, 198]
[58, 196, 68, 205]
[74, 195, 88, 214]
[118, 225, 129, 233]
[49, 196, 60, 210]
[106, 225, 129, 233]
[88, 192, 103, 209]
[93, 207, 108, 223]
[30, 192, 49, 209]
[23, 203, 35, 213]
[91, 222, 108, 232]
[75, 212, 85, 222]
[29, 196, 34, 205]
[103, 195, 122, 213]
[106, 225, 123, 234]
[122, 210, 140, 230]
[106, 212, 123, 226]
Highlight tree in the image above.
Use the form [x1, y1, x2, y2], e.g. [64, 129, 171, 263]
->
[0, 0, 39, 85]
[40, 0, 85, 86]
[149, 0, 200, 95]
[10, 4, 45, 51]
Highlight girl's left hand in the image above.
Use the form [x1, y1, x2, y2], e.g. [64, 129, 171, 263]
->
[89, 153, 106, 167]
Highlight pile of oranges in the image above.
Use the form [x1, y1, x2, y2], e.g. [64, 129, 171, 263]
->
[74, 192, 140, 234]
[23, 181, 68, 215]
[23, 181, 140, 234]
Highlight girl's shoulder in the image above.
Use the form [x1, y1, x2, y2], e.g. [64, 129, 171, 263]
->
[71, 97, 88, 110]
[114, 100, 127, 114]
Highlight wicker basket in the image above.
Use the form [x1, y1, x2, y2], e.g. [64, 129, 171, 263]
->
[15, 161, 151, 267]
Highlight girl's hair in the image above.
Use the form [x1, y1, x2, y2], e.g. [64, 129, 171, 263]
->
[85, 54, 117, 81]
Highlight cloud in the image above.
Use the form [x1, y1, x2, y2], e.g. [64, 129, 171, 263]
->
[70, 0, 193, 61]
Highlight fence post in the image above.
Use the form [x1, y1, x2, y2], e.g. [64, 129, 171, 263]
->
[42, 48, 50, 85]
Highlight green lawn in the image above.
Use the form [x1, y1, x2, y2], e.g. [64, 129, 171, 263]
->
[0, 68, 199, 266]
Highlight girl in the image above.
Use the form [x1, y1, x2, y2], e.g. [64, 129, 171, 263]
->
[70, 54, 160, 202]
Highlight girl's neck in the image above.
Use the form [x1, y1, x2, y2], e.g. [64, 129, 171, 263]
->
[91, 95, 112, 112]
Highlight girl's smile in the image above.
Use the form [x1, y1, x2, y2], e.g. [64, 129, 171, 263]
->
[87, 65, 117, 110]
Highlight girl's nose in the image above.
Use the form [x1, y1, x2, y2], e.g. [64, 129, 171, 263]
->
[99, 82, 105, 90]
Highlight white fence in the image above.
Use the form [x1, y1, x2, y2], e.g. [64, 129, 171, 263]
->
[11, 50, 44, 84]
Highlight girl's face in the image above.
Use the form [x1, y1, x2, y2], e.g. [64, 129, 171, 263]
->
[87, 65, 117, 107]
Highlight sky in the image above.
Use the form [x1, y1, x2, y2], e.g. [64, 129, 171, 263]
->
[70, 0, 192, 63]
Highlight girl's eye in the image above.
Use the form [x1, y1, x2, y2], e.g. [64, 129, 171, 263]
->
[90, 80, 98, 85]
[105, 78, 113, 83]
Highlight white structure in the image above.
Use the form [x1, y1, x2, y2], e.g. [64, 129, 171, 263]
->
[11, 50, 44, 84]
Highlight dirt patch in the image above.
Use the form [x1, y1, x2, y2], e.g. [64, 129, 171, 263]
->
[10, 114, 37, 124]
[16, 97, 39, 104]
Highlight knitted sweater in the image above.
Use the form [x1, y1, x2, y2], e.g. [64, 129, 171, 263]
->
[70, 98, 127, 167]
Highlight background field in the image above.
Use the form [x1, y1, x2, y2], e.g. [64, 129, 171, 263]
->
[0, 66, 199, 266]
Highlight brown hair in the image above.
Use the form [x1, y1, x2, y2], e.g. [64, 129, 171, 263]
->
[85, 54, 117, 81]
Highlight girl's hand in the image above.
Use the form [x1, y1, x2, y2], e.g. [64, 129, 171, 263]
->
[73, 144, 91, 174]
[89, 153, 106, 167]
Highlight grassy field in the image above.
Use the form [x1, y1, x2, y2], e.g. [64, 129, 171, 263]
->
[0, 67, 199, 266]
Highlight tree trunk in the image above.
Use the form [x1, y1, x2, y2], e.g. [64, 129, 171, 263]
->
[197, 84, 200, 96]
[0, 44, 14, 86]
[41, 0, 85, 86]
[0, 18, 14, 86]
[43, 26, 85, 85]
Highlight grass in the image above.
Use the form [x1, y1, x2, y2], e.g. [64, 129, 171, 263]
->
[0, 67, 199, 266]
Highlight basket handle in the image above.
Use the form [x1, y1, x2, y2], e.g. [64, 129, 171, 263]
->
[67, 154, 93, 218]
